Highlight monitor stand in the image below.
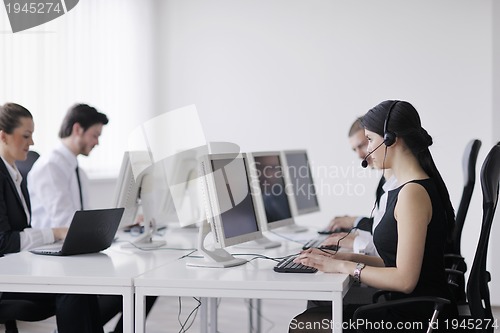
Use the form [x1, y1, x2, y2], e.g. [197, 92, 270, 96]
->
[121, 218, 166, 249]
[234, 236, 281, 249]
[186, 220, 247, 268]
[279, 223, 308, 233]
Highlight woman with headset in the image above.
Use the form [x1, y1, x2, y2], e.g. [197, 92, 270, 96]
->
[0, 103, 104, 332]
[289, 100, 457, 332]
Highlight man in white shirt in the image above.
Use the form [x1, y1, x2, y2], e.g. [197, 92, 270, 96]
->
[27, 104, 126, 331]
[28, 103, 156, 333]
[29, 103, 107, 228]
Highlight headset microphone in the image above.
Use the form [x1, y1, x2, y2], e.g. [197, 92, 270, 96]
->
[361, 141, 385, 168]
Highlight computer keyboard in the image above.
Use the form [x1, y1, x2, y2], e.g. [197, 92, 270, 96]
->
[302, 236, 339, 251]
[317, 227, 351, 235]
[273, 255, 317, 273]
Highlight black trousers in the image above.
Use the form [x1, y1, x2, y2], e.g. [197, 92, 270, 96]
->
[1, 292, 103, 333]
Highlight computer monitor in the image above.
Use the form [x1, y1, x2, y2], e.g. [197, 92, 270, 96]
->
[187, 153, 263, 268]
[113, 151, 166, 248]
[155, 148, 204, 227]
[240, 151, 295, 248]
[281, 150, 320, 230]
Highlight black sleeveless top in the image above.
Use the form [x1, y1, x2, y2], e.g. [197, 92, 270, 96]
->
[373, 178, 457, 323]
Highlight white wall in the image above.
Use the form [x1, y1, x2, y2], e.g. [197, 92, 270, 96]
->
[150, 0, 500, 303]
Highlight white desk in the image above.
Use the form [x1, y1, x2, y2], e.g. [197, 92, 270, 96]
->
[134, 248, 351, 333]
[0, 244, 192, 333]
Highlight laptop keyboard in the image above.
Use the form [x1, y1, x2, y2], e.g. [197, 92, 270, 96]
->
[273, 255, 317, 273]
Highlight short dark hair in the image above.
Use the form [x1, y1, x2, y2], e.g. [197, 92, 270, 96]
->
[348, 117, 364, 137]
[59, 104, 109, 138]
[0, 103, 33, 134]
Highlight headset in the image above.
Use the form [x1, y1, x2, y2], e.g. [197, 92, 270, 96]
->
[383, 100, 398, 147]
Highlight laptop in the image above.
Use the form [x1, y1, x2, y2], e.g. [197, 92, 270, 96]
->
[30, 208, 125, 256]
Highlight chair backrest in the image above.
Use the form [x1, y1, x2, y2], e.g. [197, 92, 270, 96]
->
[451, 139, 482, 255]
[15, 150, 40, 188]
[466, 144, 500, 326]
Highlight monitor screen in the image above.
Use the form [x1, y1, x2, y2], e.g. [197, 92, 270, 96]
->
[186, 153, 262, 267]
[113, 151, 152, 230]
[210, 156, 260, 242]
[112, 151, 168, 248]
[251, 153, 294, 230]
[155, 149, 204, 227]
[283, 150, 320, 215]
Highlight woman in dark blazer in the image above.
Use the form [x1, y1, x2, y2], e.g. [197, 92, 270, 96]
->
[0, 102, 104, 333]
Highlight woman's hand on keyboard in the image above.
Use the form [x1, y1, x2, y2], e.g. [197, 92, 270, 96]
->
[293, 248, 349, 273]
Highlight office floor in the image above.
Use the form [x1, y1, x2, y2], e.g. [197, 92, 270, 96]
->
[15, 296, 306, 333]
[13, 298, 500, 332]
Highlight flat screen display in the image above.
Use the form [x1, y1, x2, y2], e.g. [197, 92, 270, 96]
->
[253, 155, 292, 223]
[285, 152, 319, 213]
[211, 158, 260, 239]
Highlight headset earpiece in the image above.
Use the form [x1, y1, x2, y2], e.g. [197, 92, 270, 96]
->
[384, 131, 396, 147]
[383, 101, 398, 147]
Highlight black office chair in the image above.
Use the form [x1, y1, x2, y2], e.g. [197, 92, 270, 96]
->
[353, 144, 500, 333]
[450, 139, 482, 255]
[458, 143, 500, 332]
[445, 139, 481, 302]
[0, 300, 55, 333]
[15, 150, 40, 189]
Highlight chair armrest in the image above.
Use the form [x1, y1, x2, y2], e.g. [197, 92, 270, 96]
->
[444, 254, 463, 260]
[371, 290, 389, 303]
[444, 254, 467, 271]
[445, 268, 464, 289]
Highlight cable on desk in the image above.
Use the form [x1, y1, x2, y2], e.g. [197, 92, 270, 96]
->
[184, 254, 204, 259]
[313, 226, 360, 256]
[231, 253, 281, 262]
[178, 249, 197, 260]
[232, 252, 303, 263]
[177, 296, 201, 333]
[182, 252, 305, 265]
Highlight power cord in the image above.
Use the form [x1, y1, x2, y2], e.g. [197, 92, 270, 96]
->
[177, 296, 201, 333]
[231, 252, 301, 263]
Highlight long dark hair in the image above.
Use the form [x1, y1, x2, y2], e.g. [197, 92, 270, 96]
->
[361, 100, 455, 244]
